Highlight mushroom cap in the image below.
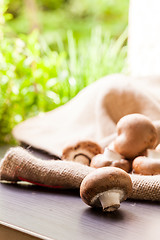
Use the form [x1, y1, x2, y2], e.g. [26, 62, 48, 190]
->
[62, 140, 103, 165]
[114, 114, 158, 159]
[90, 150, 131, 172]
[153, 120, 160, 147]
[80, 167, 132, 207]
[132, 155, 160, 175]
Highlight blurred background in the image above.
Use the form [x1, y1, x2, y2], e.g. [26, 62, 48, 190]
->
[0, 0, 129, 144]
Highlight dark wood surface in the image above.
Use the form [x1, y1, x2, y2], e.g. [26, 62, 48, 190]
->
[0, 146, 160, 240]
[0, 223, 42, 240]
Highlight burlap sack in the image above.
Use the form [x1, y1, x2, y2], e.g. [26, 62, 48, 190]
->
[3, 74, 160, 202]
[0, 147, 93, 188]
[12, 74, 160, 157]
[1, 147, 160, 201]
[131, 174, 160, 201]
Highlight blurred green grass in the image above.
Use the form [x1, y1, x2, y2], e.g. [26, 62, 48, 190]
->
[7, 0, 129, 44]
[0, 0, 129, 144]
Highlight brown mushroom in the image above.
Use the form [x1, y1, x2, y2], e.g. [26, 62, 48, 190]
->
[153, 120, 160, 147]
[62, 140, 103, 166]
[90, 148, 131, 172]
[80, 167, 132, 212]
[132, 149, 160, 175]
[114, 114, 158, 159]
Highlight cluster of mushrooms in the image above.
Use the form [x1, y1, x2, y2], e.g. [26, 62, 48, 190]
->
[62, 114, 160, 212]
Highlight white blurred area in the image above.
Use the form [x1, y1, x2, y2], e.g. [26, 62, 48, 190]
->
[128, 0, 160, 77]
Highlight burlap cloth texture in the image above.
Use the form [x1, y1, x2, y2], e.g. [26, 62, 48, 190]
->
[1, 147, 160, 201]
[12, 74, 160, 157]
[1, 73, 160, 201]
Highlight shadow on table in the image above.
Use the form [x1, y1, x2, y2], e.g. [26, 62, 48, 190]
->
[0, 181, 80, 197]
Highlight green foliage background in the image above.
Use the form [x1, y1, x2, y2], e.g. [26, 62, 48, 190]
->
[0, 0, 129, 144]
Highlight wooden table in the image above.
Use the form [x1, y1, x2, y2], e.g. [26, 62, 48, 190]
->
[0, 146, 160, 240]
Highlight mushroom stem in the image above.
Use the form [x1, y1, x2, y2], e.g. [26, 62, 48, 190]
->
[147, 149, 160, 159]
[99, 190, 123, 212]
[74, 154, 91, 165]
[103, 148, 122, 161]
